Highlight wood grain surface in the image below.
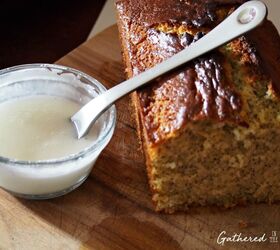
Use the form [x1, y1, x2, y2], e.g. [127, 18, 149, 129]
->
[0, 25, 279, 250]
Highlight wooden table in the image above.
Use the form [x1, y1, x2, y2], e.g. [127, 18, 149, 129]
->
[0, 26, 279, 250]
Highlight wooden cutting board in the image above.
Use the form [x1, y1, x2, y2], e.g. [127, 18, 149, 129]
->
[0, 25, 279, 250]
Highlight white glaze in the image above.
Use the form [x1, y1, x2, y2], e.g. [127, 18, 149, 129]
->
[0, 95, 101, 161]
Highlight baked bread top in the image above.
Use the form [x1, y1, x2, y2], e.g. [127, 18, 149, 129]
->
[116, 0, 247, 27]
[116, 0, 280, 144]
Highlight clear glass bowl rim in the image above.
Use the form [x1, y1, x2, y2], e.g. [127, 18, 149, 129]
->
[0, 63, 117, 167]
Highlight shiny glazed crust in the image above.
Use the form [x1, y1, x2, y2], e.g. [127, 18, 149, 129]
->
[116, 0, 280, 145]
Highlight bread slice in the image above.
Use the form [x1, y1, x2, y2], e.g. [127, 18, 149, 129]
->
[116, 0, 280, 213]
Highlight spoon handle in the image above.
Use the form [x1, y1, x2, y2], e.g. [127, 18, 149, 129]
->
[72, 0, 267, 139]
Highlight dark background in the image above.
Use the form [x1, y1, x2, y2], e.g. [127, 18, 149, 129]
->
[0, 0, 106, 69]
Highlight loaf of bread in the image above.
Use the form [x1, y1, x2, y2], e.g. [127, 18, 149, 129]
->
[116, 0, 280, 213]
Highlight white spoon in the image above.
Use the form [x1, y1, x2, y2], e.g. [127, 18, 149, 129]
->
[71, 0, 267, 139]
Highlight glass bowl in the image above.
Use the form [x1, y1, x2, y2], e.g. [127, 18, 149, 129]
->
[0, 64, 116, 199]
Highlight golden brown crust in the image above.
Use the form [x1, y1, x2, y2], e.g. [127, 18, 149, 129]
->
[116, 0, 247, 28]
[116, 10, 159, 204]
[116, 0, 255, 145]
